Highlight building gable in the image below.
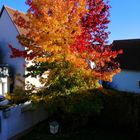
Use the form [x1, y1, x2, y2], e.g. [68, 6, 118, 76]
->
[0, 5, 28, 35]
[0, 5, 44, 91]
[0, 5, 26, 89]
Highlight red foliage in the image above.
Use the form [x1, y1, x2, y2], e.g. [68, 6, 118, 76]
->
[9, 0, 123, 82]
[70, 0, 123, 76]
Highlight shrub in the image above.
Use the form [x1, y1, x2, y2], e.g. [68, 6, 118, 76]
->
[44, 89, 103, 131]
[6, 86, 30, 104]
[99, 89, 140, 133]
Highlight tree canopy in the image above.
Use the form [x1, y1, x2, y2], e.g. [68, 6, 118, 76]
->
[9, 0, 122, 92]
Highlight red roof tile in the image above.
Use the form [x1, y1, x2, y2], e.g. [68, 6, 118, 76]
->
[3, 6, 28, 35]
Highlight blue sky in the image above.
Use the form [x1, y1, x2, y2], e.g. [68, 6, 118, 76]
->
[109, 0, 140, 42]
[0, 0, 140, 43]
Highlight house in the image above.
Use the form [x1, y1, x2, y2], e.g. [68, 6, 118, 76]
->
[0, 5, 42, 95]
[111, 39, 140, 93]
[1, 5, 140, 95]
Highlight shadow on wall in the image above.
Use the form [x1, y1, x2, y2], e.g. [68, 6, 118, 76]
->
[100, 80, 117, 89]
[0, 46, 4, 63]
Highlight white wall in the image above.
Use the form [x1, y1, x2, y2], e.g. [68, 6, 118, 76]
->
[0, 103, 48, 140]
[0, 8, 25, 88]
[0, 8, 45, 90]
[25, 60, 46, 90]
[0, 9, 49, 91]
[111, 70, 140, 93]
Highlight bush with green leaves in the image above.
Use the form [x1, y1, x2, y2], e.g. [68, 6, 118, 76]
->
[37, 61, 100, 96]
[6, 86, 30, 104]
[43, 89, 103, 130]
[98, 89, 140, 133]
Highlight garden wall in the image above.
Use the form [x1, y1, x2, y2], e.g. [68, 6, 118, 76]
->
[0, 102, 48, 140]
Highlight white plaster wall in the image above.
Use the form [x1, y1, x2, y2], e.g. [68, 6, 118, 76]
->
[0, 8, 48, 90]
[25, 60, 45, 90]
[0, 103, 48, 140]
[0, 111, 8, 140]
[0, 9, 25, 88]
[112, 70, 140, 93]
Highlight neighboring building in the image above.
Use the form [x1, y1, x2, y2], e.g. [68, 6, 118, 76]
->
[111, 39, 140, 93]
[0, 5, 42, 95]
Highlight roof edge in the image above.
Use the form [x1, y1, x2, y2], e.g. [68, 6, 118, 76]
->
[0, 5, 5, 18]
[0, 5, 21, 35]
[4, 5, 26, 14]
[113, 38, 140, 42]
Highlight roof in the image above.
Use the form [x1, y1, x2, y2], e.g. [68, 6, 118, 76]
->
[112, 39, 140, 71]
[0, 5, 28, 35]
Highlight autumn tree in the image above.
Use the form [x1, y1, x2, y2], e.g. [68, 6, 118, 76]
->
[9, 0, 122, 93]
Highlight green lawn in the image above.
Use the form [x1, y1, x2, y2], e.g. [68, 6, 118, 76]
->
[19, 121, 135, 140]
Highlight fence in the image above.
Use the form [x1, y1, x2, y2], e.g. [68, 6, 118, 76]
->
[0, 102, 48, 140]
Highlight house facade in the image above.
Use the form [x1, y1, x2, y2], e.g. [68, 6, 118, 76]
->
[0, 6, 42, 95]
[111, 39, 140, 93]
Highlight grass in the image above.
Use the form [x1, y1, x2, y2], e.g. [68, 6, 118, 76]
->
[19, 120, 135, 140]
